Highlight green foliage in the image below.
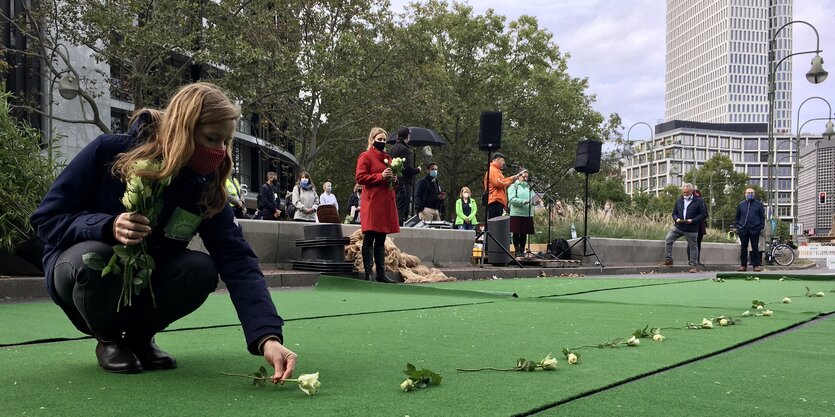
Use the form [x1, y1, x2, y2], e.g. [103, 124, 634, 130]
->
[403, 363, 442, 387]
[0, 89, 61, 252]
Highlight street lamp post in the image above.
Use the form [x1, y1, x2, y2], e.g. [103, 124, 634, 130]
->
[767, 20, 828, 251]
[627, 122, 655, 194]
[793, 98, 835, 238]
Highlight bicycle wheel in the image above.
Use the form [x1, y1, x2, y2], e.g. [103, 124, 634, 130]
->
[772, 244, 795, 266]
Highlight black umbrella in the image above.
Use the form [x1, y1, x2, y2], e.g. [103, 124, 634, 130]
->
[386, 126, 446, 147]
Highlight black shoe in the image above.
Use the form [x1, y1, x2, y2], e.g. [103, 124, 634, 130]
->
[375, 272, 397, 284]
[125, 336, 177, 370]
[95, 340, 144, 374]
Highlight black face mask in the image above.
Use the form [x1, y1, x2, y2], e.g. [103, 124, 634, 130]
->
[373, 141, 385, 151]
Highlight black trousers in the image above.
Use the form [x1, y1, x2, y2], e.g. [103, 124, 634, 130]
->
[739, 231, 761, 267]
[395, 182, 413, 226]
[53, 241, 218, 338]
[512, 233, 528, 255]
[362, 231, 387, 276]
[486, 203, 504, 220]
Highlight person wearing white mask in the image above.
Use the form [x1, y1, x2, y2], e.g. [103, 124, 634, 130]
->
[454, 187, 478, 230]
[291, 171, 319, 222]
[319, 181, 339, 213]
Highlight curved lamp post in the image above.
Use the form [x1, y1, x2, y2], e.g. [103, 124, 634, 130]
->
[47, 70, 80, 160]
[627, 122, 655, 194]
[792, 97, 835, 237]
[766, 20, 828, 248]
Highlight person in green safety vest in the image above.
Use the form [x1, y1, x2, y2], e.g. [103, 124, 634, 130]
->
[226, 175, 246, 219]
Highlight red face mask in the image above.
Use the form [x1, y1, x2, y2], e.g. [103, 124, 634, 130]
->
[188, 143, 226, 176]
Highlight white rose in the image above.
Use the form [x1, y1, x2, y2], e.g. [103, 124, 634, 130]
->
[626, 336, 640, 346]
[121, 194, 134, 211]
[782, 297, 791, 304]
[816, 292, 825, 297]
[756, 305, 764, 310]
[567, 353, 578, 364]
[297, 372, 321, 396]
[540, 354, 558, 370]
[719, 318, 729, 326]
[762, 309, 773, 316]
[742, 310, 751, 317]
[701, 318, 713, 329]
[400, 379, 415, 392]
[652, 334, 665, 342]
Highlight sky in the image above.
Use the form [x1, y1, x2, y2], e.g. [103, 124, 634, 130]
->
[389, 0, 835, 139]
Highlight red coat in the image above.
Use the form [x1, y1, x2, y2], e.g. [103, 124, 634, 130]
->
[356, 148, 400, 234]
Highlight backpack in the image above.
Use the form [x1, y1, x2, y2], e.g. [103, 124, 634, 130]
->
[285, 201, 296, 219]
[548, 238, 571, 260]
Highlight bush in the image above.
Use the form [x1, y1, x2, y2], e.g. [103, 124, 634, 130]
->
[530, 202, 735, 244]
[0, 88, 61, 252]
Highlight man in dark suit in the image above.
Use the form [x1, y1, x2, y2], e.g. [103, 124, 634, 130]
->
[658, 183, 707, 272]
[388, 127, 421, 225]
[733, 187, 766, 272]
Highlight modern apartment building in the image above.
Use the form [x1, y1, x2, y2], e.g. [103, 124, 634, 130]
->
[798, 139, 835, 235]
[665, 0, 792, 130]
[622, 120, 820, 223]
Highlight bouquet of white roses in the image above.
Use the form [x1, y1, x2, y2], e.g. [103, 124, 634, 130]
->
[83, 159, 170, 310]
[384, 157, 406, 188]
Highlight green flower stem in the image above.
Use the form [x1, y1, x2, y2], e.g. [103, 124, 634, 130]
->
[220, 372, 300, 382]
[456, 367, 519, 372]
[568, 345, 599, 350]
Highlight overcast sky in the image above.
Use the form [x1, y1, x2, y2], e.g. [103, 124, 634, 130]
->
[390, 0, 835, 138]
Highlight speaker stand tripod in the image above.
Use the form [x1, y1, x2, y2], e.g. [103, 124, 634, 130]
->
[558, 171, 604, 270]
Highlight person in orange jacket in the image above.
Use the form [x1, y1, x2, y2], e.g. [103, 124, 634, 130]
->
[482, 152, 524, 220]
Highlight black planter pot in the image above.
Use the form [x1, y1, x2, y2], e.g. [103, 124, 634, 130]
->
[0, 236, 44, 276]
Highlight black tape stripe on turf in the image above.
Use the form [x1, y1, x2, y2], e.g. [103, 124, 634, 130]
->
[533, 279, 702, 299]
[514, 311, 834, 417]
[1, 280, 697, 348]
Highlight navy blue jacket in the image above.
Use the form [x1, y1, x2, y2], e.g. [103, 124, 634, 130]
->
[671, 196, 707, 233]
[259, 183, 278, 213]
[388, 139, 420, 183]
[734, 198, 766, 234]
[30, 121, 283, 355]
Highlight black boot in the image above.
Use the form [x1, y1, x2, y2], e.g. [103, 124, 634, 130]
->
[362, 237, 375, 281]
[94, 335, 144, 374]
[373, 240, 397, 284]
[125, 334, 177, 370]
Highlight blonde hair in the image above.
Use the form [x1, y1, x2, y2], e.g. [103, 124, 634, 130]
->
[459, 186, 472, 198]
[367, 127, 388, 150]
[113, 82, 240, 218]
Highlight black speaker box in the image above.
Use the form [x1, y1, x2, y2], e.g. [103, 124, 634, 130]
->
[479, 111, 502, 150]
[574, 140, 602, 174]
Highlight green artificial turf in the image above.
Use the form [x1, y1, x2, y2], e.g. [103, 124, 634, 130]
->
[717, 272, 835, 281]
[0, 276, 515, 346]
[560, 279, 835, 315]
[539, 315, 835, 417]
[0, 295, 821, 416]
[424, 277, 687, 298]
[0, 276, 688, 346]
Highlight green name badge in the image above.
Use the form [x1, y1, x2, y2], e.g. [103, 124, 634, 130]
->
[163, 207, 202, 241]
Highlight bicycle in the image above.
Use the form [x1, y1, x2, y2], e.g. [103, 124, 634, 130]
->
[767, 236, 795, 266]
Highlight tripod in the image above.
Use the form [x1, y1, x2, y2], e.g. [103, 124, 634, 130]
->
[480, 150, 523, 268]
[559, 172, 604, 270]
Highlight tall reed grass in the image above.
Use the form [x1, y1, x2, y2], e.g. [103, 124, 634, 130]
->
[529, 203, 734, 244]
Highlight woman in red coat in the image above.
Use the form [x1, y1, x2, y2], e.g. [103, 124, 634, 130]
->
[355, 127, 400, 283]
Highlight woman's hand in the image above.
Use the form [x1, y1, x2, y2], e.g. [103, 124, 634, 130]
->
[382, 168, 394, 179]
[113, 212, 151, 245]
[263, 339, 297, 384]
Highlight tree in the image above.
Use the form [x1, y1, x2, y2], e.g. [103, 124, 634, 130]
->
[1, 1, 110, 133]
[683, 154, 762, 230]
[369, 1, 614, 218]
